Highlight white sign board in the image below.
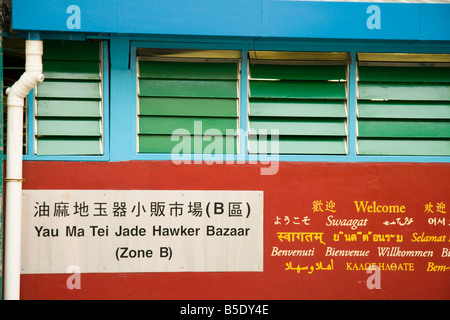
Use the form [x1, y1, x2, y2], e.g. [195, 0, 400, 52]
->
[21, 190, 263, 274]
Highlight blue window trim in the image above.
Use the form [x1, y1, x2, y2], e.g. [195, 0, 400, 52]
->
[11, 1, 450, 42]
[240, 50, 249, 157]
[347, 52, 358, 158]
[3, 33, 449, 163]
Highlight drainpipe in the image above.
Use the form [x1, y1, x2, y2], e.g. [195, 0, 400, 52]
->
[0, 0, 3, 300]
[3, 36, 44, 300]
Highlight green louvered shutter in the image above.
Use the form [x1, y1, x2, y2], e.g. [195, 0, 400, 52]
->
[137, 58, 239, 153]
[35, 40, 103, 155]
[357, 54, 450, 156]
[248, 54, 348, 155]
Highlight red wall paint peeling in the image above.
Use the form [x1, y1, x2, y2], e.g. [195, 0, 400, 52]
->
[19, 161, 450, 300]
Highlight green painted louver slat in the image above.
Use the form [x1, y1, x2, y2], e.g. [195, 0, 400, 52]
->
[250, 64, 346, 81]
[37, 119, 102, 136]
[358, 83, 450, 101]
[358, 120, 450, 138]
[139, 97, 237, 117]
[37, 100, 101, 118]
[250, 99, 346, 118]
[250, 80, 346, 99]
[139, 117, 237, 135]
[358, 139, 450, 156]
[249, 136, 347, 155]
[139, 61, 238, 80]
[358, 66, 450, 83]
[137, 58, 239, 154]
[139, 135, 237, 154]
[357, 63, 450, 156]
[36, 81, 101, 99]
[42, 40, 101, 61]
[43, 61, 101, 80]
[358, 102, 450, 119]
[248, 61, 348, 155]
[251, 118, 346, 136]
[139, 79, 237, 98]
[35, 40, 103, 155]
[37, 138, 102, 155]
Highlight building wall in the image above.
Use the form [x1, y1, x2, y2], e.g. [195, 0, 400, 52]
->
[12, 36, 449, 300]
[4, 0, 450, 300]
[19, 161, 450, 299]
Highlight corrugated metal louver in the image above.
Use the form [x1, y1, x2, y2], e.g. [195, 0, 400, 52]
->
[248, 52, 349, 155]
[35, 40, 103, 155]
[357, 53, 450, 156]
[137, 52, 240, 154]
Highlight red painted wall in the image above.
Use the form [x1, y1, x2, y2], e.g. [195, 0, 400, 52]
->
[20, 161, 450, 299]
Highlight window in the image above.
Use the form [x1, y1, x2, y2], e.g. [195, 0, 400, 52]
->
[248, 51, 349, 155]
[4, 37, 446, 162]
[357, 53, 450, 156]
[34, 40, 104, 155]
[136, 49, 241, 154]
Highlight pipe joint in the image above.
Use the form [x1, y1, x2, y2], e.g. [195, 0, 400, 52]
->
[6, 71, 45, 107]
[6, 40, 45, 108]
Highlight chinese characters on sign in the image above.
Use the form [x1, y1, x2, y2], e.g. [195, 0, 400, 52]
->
[22, 190, 263, 274]
[33, 199, 250, 219]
